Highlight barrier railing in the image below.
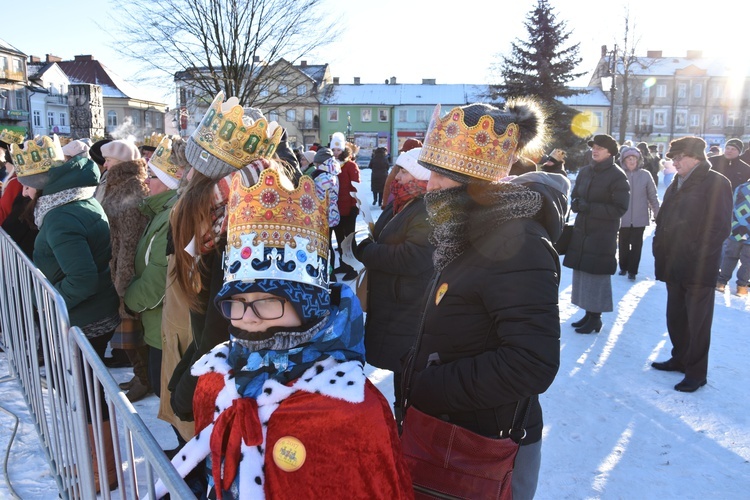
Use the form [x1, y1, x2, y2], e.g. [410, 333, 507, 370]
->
[0, 227, 192, 499]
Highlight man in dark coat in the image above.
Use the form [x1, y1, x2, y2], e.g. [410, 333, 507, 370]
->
[652, 136, 732, 393]
[708, 138, 750, 190]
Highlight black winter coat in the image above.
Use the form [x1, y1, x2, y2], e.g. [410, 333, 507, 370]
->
[708, 155, 750, 190]
[653, 162, 732, 286]
[369, 150, 390, 192]
[407, 185, 562, 445]
[563, 157, 629, 275]
[359, 198, 433, 372]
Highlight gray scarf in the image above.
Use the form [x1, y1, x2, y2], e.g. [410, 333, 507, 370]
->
[34, 186, 97, 228]
[424, 183, 542, 271]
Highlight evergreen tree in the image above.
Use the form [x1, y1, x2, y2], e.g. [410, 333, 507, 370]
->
[492, 0, 588, 160]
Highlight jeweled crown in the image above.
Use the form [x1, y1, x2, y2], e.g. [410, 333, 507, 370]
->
[224, 168, 330, 289]
[143, 132, 165, 148]
[191, 91, 283, 169]
[0, 128, 25, 144]
[149, 135, 181, 179]
[11, 135, 66, 178]
[419, 104, 520, 181]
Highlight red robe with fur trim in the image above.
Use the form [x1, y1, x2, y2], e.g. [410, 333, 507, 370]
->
[160, 343, 412, 499]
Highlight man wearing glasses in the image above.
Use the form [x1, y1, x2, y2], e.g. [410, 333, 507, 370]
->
[651, 136, 732, 392]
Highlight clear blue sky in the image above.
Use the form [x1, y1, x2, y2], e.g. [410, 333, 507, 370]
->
[3, 0, 747, 106]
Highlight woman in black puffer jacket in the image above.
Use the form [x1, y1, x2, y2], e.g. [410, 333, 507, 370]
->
[563, 134, 630, 333]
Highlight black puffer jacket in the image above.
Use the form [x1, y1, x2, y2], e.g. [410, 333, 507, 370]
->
[359, 197, 433, 372]
[708, 155, 750, 190]
[563, 157, 629, 275]
[407, 180, 564, 445]
[653, 162, 732, 286]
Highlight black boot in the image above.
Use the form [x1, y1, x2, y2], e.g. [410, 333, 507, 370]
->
[575, 313, 603, 334]
[571, 312, 590, 328]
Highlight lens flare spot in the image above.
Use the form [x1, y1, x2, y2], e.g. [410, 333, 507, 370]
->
[571, 112, 598, 138]
[643, 77, 656, 88]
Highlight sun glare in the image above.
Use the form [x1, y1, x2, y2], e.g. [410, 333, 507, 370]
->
[643, 77, 656, 88]
[571, 112, 598, 138]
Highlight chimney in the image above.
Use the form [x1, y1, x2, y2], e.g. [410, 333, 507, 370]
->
[601, 45, 608, 57]
[45, 54, 62, 63]
[333, 77, 340, 84]
[253, 55, 261, 63]
[29, 55, 40, 64]
[422, 78, 436, 85]
[300, 60, 307, 67]
[73, 55, 94, 61]
[646, 50, 662, 58]
[686, 50, 702, 59]
[390, 76, 397, 85]
[354, 77, 361, 85]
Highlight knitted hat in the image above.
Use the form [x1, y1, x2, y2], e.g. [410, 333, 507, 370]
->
[101, 139, 141, 162]
[400, 138, 423, 152]
[313, 147, 334, 165]
[620, 146, 641, 161]
[330, 132, 346, 151]
[396, 148, 430, 181]
[666, 136, 707, 160]
[587, 134, 619, 156]
[419, 99, 546, 183]
[302, 151, 316, 165]
[725, 138, 744, 154]
[89, 139, 112, 167]
[61, 140, 90, 158]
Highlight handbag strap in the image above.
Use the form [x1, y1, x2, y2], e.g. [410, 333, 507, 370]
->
[498, 395, 535, 443]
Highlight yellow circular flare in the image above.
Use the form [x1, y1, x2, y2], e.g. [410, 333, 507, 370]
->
[571, 112, 598, 138]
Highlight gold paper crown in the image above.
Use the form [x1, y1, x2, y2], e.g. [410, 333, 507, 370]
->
[0, 128, 25, 145]
[143, 132, 165, 148]
[224, 168, 330, 289]
[11, 135, 66, 178]
[419, 104, 520, 181]
[191, 92, 283, 169]
[148, 136, 181, 180]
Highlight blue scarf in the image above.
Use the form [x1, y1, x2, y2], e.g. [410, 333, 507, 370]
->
[227, 284, 365, 398]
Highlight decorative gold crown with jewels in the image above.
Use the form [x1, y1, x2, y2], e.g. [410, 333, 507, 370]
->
[224, 168, 330, 289]
[149, 135, 181, 179]
[419, 104, 520, 181]
[143, 132, 166, 148]
[11, 134, 66, 178]
[191, 91, 284, 169]
[0, 128, 25, 145]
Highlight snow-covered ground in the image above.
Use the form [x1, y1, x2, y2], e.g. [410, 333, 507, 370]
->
[1, 168, 749, 499]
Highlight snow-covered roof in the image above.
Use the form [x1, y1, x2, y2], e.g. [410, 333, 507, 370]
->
[559, 87, 610, 107]
[57, 56, 164, 104]
[321, 84, 492, 106]
[0, 38, 25, 56]
[612, 56, 746, 78]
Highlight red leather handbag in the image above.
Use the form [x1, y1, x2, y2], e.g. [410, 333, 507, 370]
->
[400, 404, 529, 500]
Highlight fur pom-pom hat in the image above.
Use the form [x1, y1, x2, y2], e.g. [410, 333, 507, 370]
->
[418, 99, 547, 183]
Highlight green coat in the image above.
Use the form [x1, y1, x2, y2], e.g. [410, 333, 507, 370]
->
[33, 156, 119, 328]
[124, 189, 178, 349]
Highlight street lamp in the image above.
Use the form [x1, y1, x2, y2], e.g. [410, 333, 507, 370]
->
[601, 45, 618, 135]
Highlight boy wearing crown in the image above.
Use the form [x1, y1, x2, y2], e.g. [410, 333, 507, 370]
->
[153, 93, 412, 499]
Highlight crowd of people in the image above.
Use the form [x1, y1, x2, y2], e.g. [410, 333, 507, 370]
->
[0, 88, 745, 497]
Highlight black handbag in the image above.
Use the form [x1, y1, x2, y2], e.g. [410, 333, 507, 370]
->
[554, 223, 574, 255]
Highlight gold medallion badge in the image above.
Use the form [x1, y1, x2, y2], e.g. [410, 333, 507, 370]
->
[273, 436, 306, 472]
[435, 283, 449, 305]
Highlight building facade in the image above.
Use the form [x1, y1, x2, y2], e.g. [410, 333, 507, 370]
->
[0, 39, 29, 139]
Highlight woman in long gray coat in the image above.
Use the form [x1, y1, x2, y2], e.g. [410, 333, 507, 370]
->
[563, 134, 629, 334]
[618, 146, 659, 280]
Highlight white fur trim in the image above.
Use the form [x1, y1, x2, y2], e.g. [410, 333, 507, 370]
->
[191, 342, 231, 376]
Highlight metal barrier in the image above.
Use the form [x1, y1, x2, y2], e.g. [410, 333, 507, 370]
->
[0, 227, 193, 499]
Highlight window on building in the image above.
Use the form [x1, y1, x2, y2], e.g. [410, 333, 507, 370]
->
[107, 110, 117, 127]
[12, 58, 22, 72]
[361, 108, 372, 122]
[641, 86, 650, 99]
[132, 112, 141, 126]
[15, 92, 23, 110]
[269, 111, 279, 122]
[328, 108, 338, 122]
[693, 84, 702, 98]
[656, 85, 667, 98]
[286, 109, 296, 122]
[278, 84, 288, 96]
[727, 112, 737, 127]
[592, 112, 603, 127]
[59, 113, 66, 126]
[0, 57, 7, 70]
[653, 111, 666, 127]
[398, 110, 407, 122]
[145, 112, 152, 128]
[712, 85, 722, 98]
[47, 111, 54, 127]
[745, 114, 750, 128]
[638, 110, 651, 125]
[675, 111, 687, 128]
[690, 114, 700, 127]
[415, 110, 426, 122]
[33, 110, 41, 127]
[678, 83, 687, 98]
[259, 85, 269, 98]
[378, 108, 389, 122]
[710, 113, 722, 127]
[297, 84, 306, 96]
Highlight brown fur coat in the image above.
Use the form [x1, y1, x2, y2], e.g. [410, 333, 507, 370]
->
[101, 158, 150, 306]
